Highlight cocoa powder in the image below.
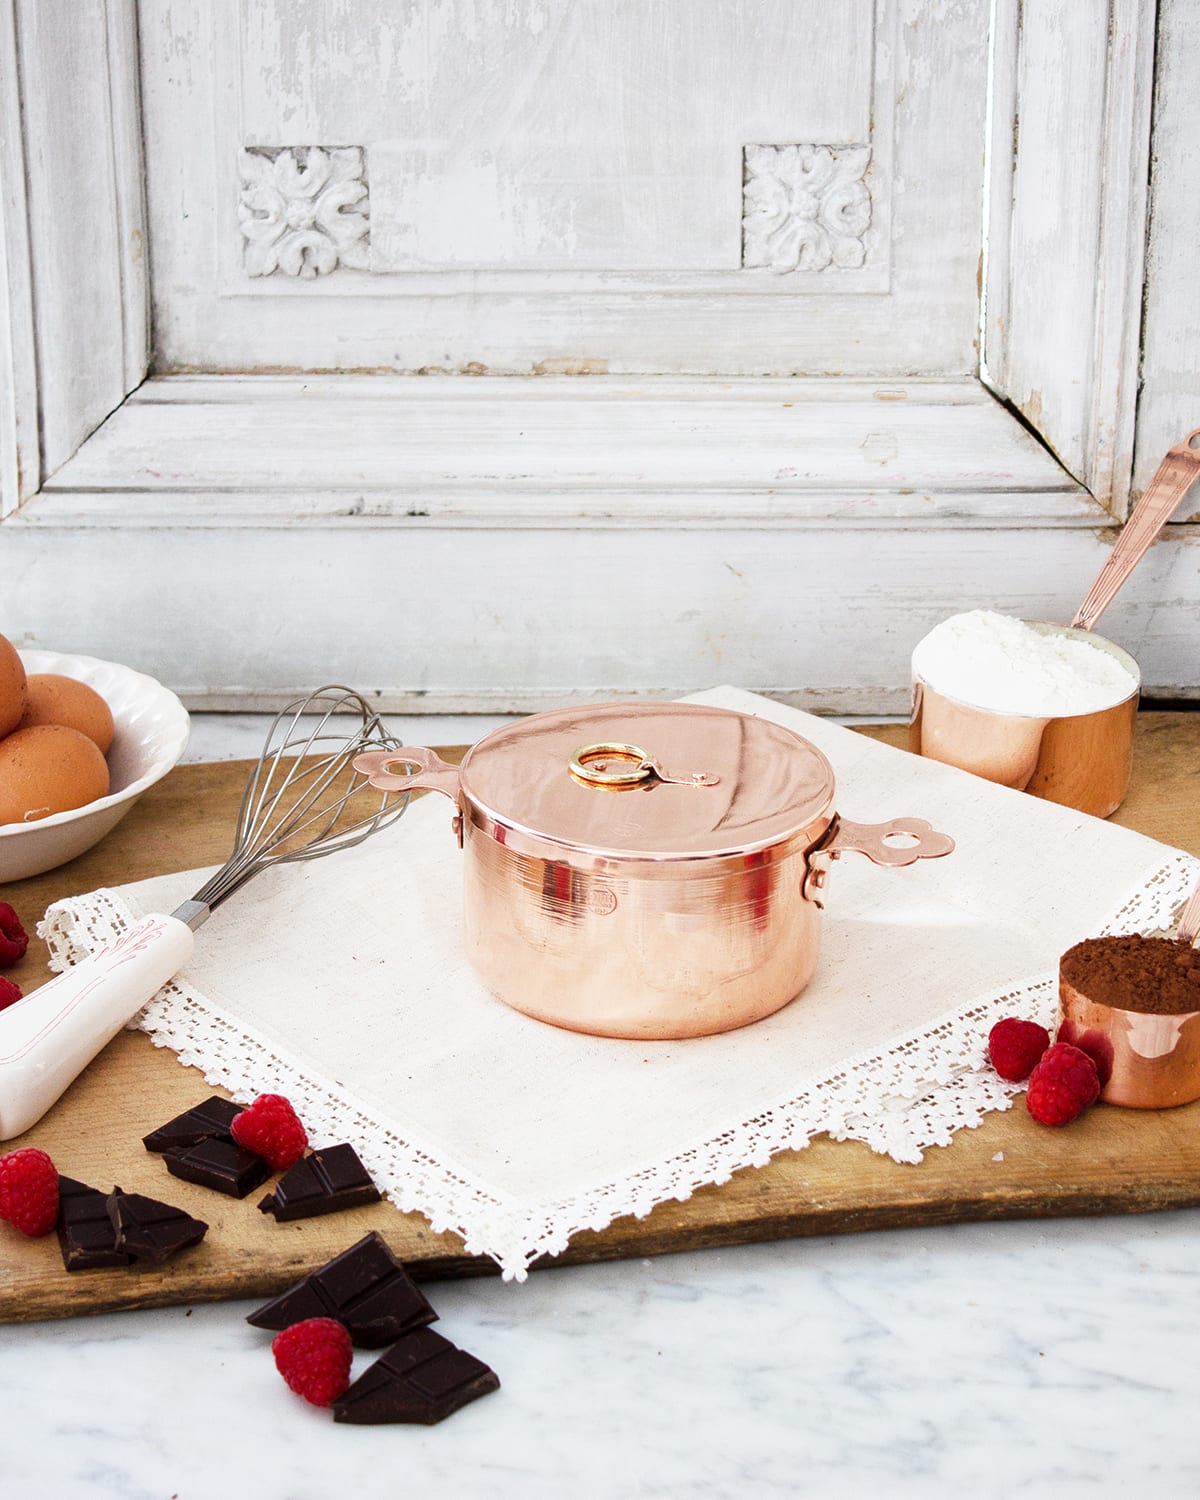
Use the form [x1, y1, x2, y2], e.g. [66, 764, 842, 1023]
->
[1060, 934, 1200, 1015]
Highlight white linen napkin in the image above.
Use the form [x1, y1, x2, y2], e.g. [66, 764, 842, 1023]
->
[41, 688, 1199, 1278]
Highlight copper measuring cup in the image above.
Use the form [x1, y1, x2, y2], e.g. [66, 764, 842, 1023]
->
[1058, 879, 1200, 1109]
[910, 432, 1200, 816]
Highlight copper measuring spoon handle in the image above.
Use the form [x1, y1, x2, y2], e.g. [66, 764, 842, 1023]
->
[1071, 430, 1200, 632]
[1176, 876, 1200, 947]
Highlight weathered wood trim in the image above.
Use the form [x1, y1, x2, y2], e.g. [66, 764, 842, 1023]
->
[4, 507, 1196, 711]
[105, 0, 151, 395]
[1133, 0, 1200, 508]
[13, 0, 148, 480]
[984, 0, 1156, 516]
[35, 375, 1091, 528]
[0, 0, 37, 515]
[2, 2, 1190, 714]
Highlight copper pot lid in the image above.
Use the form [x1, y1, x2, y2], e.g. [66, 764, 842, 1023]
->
[458, 702, 836, 858]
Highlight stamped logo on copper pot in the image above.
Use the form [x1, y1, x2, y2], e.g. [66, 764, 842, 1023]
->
[584, 885, 619, 917]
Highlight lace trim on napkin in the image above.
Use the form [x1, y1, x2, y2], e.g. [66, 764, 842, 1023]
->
[40, 849, 1200, 1281]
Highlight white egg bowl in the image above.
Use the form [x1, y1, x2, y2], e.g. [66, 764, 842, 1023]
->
[0, 650, 190, 883]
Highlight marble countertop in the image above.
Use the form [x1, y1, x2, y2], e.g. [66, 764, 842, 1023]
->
[3, 717, 1198, 1499]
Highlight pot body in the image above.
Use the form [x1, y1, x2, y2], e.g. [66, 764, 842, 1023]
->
[461, 811, 825, 1040]
[354, 701, 954, 1041]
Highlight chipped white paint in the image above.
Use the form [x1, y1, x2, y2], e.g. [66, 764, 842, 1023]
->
[1, 0, 1194, 709]
[0, 0, 37, 515]
[135, 0, 997, 375]
[37, 375, 1089, 526]
[5, 486, 1198, 712]
[7, 0, 148, 477]
[742, 145, 873, 273]
[238, 147, 369, 278]
[984, 0, 1155, 514]
[1133, 0, 1200, 515]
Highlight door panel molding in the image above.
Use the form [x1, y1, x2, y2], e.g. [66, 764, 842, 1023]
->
[38, 375, 1091, 528]
[5, 0, 148, 481]
[1, 0, 1187, 708]
[0, 0, 37, 514]
[983, 0, 1156, 516]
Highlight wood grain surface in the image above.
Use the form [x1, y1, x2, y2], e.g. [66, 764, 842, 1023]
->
[2, 716, 1199, 1324]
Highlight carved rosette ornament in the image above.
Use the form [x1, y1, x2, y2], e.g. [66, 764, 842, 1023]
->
[742, 144, 872, 273]
[238, 146, 370, 278]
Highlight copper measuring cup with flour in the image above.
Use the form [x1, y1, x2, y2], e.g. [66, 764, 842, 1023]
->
[910, 432, 1200, 817]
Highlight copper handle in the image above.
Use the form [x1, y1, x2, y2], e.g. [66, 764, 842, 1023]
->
[803, 816, 955, 906]
[818, 816, 955, 867]
[1176, 876, 1200, 947]
[351, 746, 461, 801]
[569, 743, 654, 786]
[1071, 431, 1200, 631]
[568, 741, 720, 788]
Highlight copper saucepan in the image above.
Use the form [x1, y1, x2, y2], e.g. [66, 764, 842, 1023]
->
[354, 702, 954, 1040]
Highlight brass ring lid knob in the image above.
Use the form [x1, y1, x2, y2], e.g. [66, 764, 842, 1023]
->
[569, 742, 720, 789]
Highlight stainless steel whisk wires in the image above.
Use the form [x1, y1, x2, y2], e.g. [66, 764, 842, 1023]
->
[177, 686, 413, 929]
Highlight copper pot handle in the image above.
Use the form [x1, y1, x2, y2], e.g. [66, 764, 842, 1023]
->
[804, 816, 955, 906]
[351, 746, 462, 801]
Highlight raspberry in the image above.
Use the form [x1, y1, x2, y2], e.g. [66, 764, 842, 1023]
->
[231, 1093, 308, 1172]
[0, 902, 28, 968]
[0, 1148, 60, 1236]
[272, 1317, 353, 1407]
[987, 1018, 1051, 1082]
[1025, 1043, 1101, 1126]
[0, 976, 22, 1011]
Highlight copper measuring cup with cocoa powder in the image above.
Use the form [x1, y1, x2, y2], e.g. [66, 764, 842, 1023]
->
[1058, 878, 1200, 1109]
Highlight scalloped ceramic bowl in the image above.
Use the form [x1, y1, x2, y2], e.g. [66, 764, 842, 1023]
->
[0, 650, 190, 882]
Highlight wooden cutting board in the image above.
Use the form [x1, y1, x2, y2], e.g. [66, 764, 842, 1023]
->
[3, 717, 1200, 1324]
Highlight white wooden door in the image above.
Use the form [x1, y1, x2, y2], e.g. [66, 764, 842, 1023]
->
[140, 0, 985, 378]
[2, 0, 1195, 712]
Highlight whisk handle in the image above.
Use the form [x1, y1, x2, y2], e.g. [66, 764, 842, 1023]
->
[0, 913, 194, 1141]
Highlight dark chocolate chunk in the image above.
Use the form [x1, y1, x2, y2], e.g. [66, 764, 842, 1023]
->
[106, 1188, 208, 1264]
[142, 1096, 242, 1153]
[246, 1231, 436, 1348]
[163, 1137, 271, 1198]
[332, 1328, 499, 1426]
[258, 1144, 381, 1222]
[56, 1176, 132, 1272]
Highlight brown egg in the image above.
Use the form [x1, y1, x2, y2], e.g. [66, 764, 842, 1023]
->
[18, 673, 115, 754]
[0, 632, 26, 738]
[0, 724, 110, 825]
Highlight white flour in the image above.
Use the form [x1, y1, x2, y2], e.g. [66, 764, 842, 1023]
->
[912, 610, 1138, 716]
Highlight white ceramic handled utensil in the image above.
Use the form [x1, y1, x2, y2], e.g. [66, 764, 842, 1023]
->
[0, 688, 409, 1142]
[0, 914, 194, 1140]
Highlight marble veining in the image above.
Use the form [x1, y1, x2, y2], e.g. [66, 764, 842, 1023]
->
[3, 1216, 1199, 1498]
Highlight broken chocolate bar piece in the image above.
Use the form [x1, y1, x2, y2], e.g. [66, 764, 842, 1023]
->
[56, 1176, 132, 1272]
[142, 1096, 242, 1153]
[163, 1137, 271, 1198]
[106, 1188, 208, 1264]
[333, 1327, 499, 1426]
[246, 1231, 436, 1348]
[258, 1144, 382, 1222]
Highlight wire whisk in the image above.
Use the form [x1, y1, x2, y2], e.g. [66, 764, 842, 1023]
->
[184, 686, 411, 926]
[1, 684, 414, 1139]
